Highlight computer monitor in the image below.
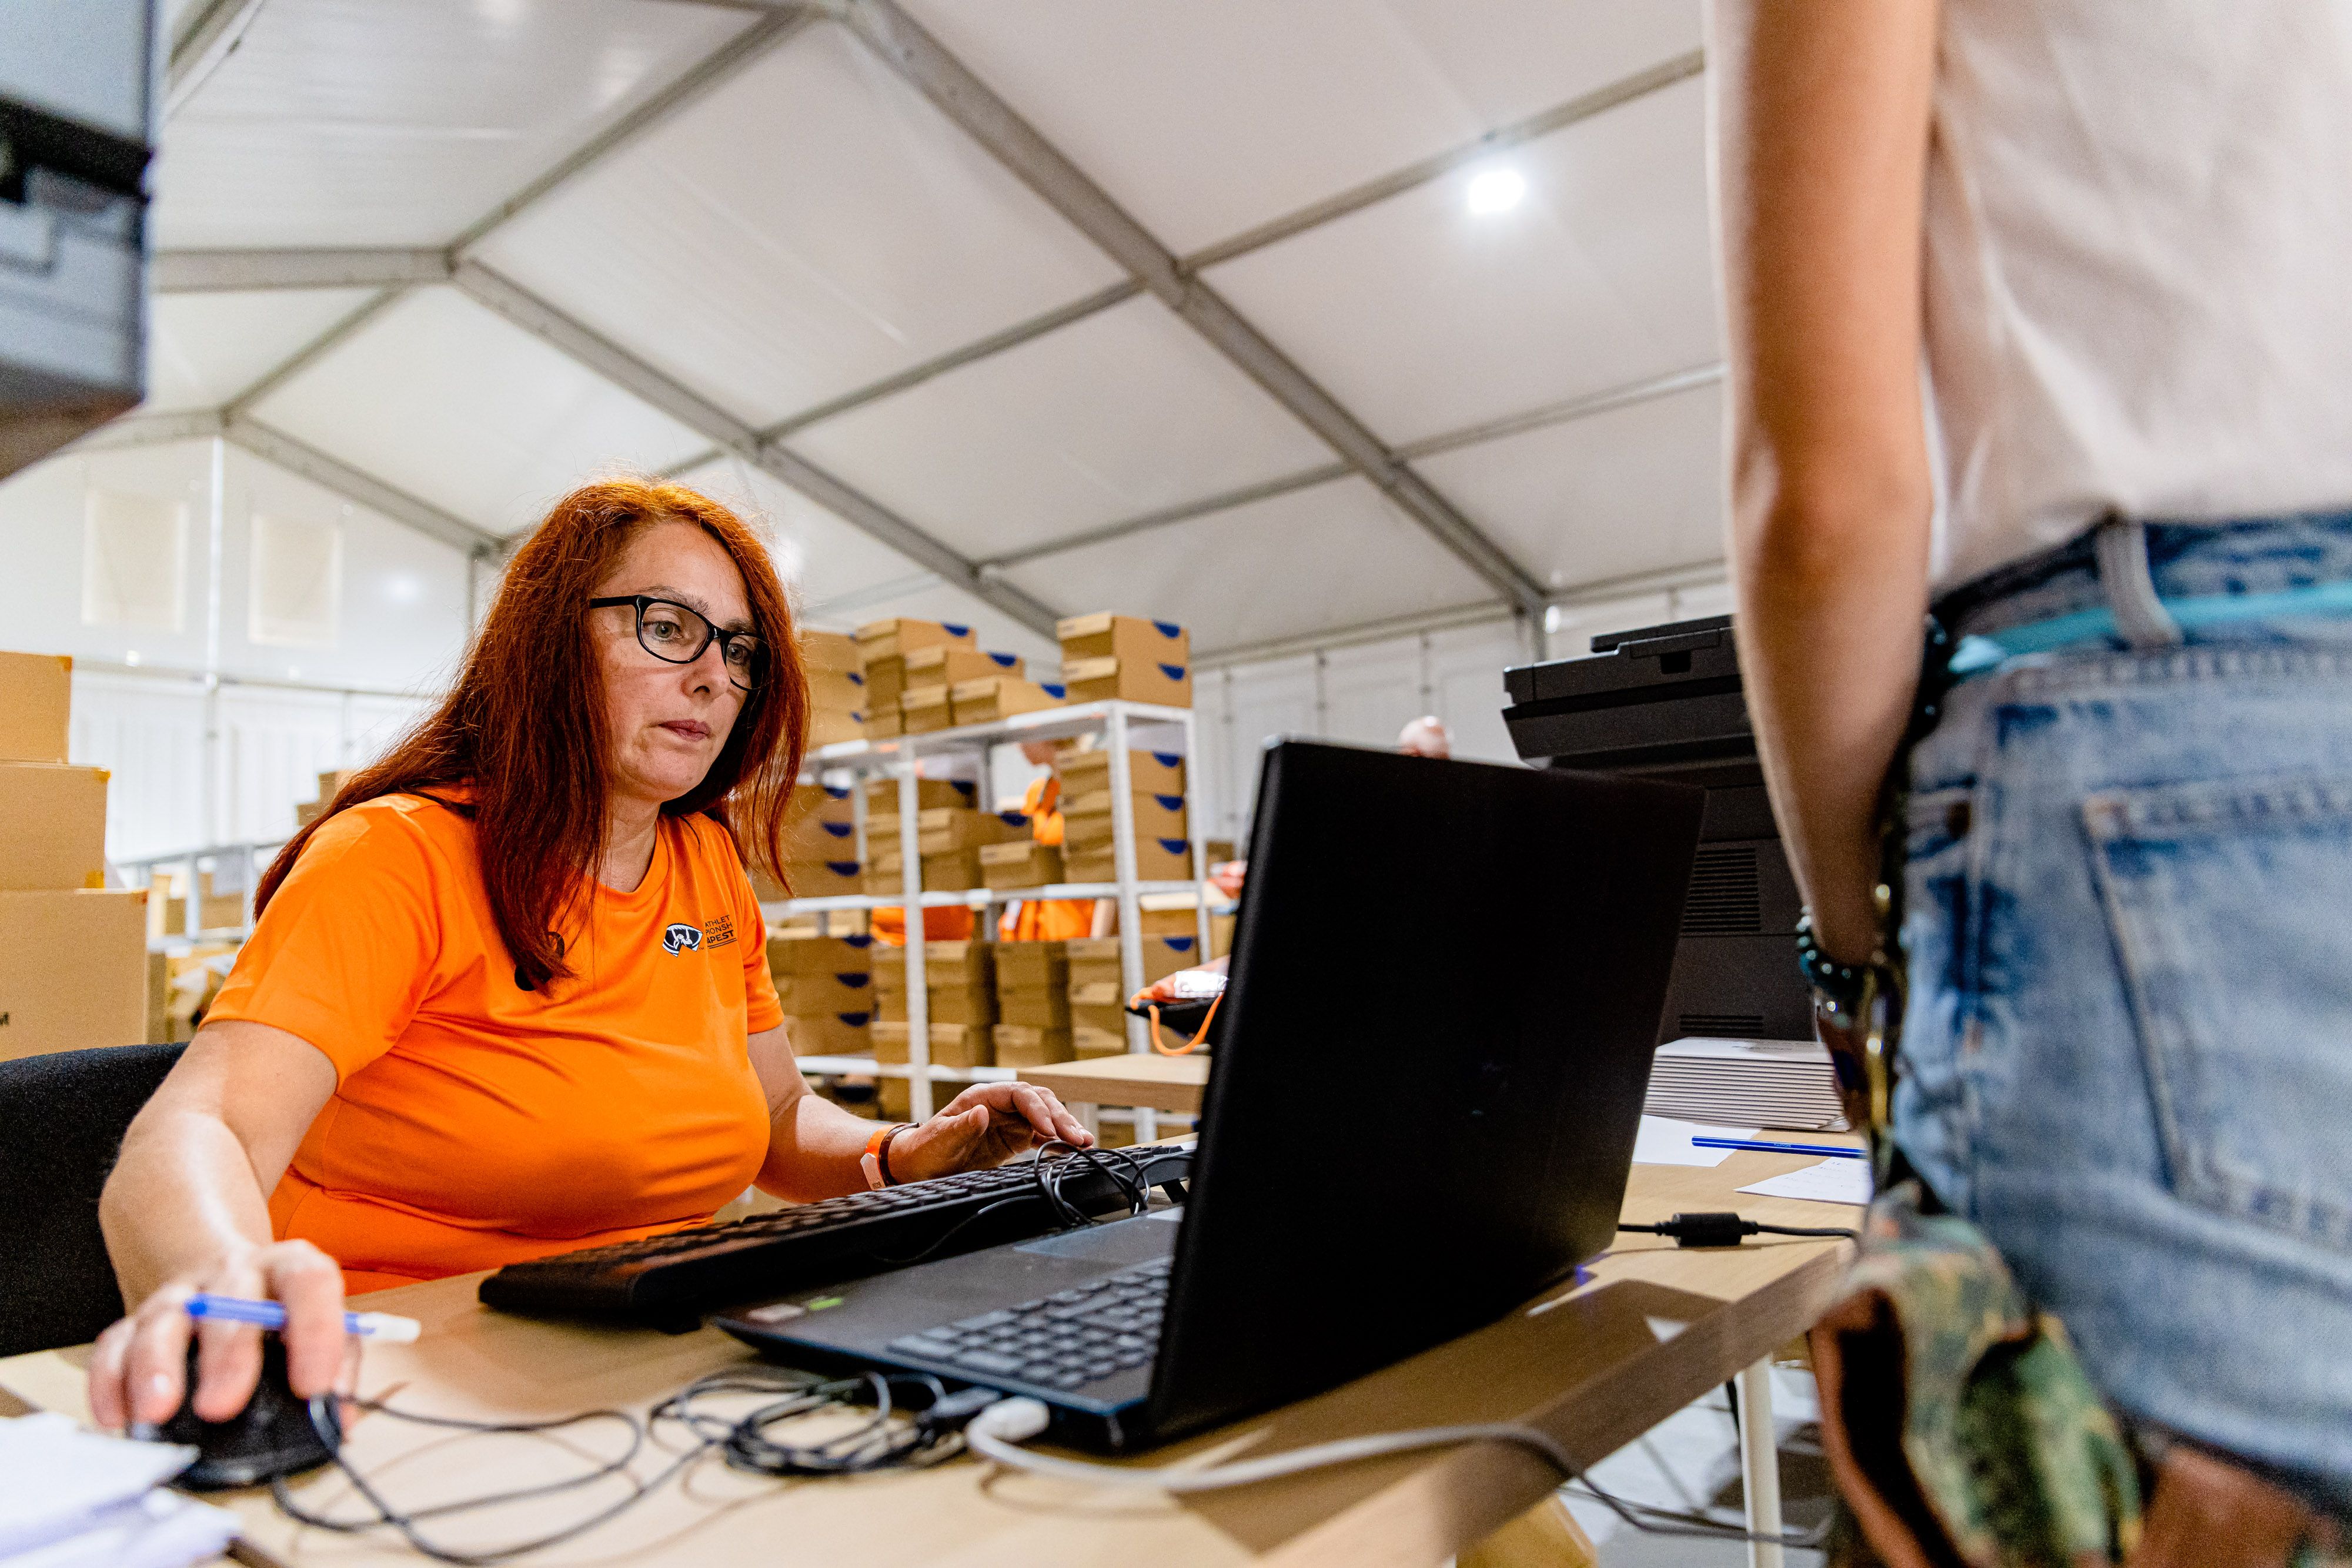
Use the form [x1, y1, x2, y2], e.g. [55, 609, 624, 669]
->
[1502, 615, 1809, 1042]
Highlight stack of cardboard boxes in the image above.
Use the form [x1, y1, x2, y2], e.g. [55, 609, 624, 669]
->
[991, 940, 1071, 1065]
[871, 940, 995, 1068]
[768, 932, 875, 1058]
[800, 630, 868, 749]
[753, 782, 861, 902]
[862, 778, 1021, 897]
[856, 618, 971, 741]
[1055, 746, 1191, 883]
[1064, 934, 1204, 1058]
[1056, 614, 1190, 708]
[0, 651, 147, 1061]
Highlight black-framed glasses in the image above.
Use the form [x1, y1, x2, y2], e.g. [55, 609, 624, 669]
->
[589, 595, 766, 690]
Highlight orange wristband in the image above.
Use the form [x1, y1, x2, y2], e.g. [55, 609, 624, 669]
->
[860, 1122, 913, 1190]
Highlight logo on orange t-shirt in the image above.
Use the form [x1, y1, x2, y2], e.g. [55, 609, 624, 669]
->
[700, 913, 738, 951]
[662, 922, 704, 954]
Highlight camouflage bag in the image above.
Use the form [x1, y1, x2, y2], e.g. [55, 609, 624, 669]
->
[1809, 1180, 2348, 1568]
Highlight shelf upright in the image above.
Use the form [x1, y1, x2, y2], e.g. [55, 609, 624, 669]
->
[894, 755, 934, 1120]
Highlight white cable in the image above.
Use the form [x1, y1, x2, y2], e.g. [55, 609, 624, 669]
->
[964, 1398, 1576, 1493]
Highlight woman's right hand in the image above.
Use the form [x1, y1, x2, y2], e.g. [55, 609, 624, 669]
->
[87, 1238, 350, 1432]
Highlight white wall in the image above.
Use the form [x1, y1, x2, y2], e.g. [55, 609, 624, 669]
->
[1, 437, 472, 862]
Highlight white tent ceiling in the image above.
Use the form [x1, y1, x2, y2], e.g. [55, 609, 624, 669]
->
[111, 0, 1727, 658]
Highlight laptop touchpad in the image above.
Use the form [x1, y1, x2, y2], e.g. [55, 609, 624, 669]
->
[1014, 1210, 1180, 1263]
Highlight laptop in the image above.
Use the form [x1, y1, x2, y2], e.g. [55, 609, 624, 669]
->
[716, 739, 1703, 1451]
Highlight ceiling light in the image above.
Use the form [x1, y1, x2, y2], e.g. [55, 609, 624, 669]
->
[1466, 168, 1527, 216]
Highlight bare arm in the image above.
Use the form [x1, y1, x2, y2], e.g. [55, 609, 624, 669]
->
[747, 1021, 1091, 1201]
[1711, 0, 1942, 965]
[90, 1021, 349, 1429]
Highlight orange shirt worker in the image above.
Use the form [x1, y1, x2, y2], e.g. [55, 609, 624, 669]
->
[89, 479, 1090, 1435]
[999, 741, 1097, 942]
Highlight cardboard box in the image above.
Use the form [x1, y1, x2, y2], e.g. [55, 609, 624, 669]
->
[0, 888, 148, 1059]
[1059, 655, 1190, 708]
[991, 1024, 1074, 1068]
[927, 982, 997, 1027]
[768, 932, 876, 977]
[1070, 998, 1127, 1031]
[864, 655, 906, 709]
[807, 709, 866, 748]
[864, 778, 978, 814]
[856, 617, 975, 663]
[788, 1011, 874, 1057]
[778, 971, 878, 1018]
[1135, 894, 1206, 937]
[1063, 838, 1194, 884]
[873, 1021, 994, 1069]
[871, 946, 906, 993]
[1056, 614, 1190, 670]
[918, 808, 1029, 855]
[1067, 935, 1203, 990]
[758, 856, 862, 901]
[784, 814, 860, 864]
[949, 676, 1065, 727]
[147, 871, 246, 938]
[863, 848, 983, 895]
[921, 939, 995, 988]
[1072, 1024, 1128, 1058]
[1063, 794, 1188, 850]
[0, 764, 108, 890]
[0, 651, 72, 764]
[996, 987, 1070, 1029]
[800, 628, 860, 673]
[878, 1077, 912, 1121]
[868, 708, 904, 740]
[807, 668, 866, 711]
[995, 941, 1070, 987]
[905, 644, 1021, 688]
[1056, 748, 1185, 797]
[979, 840, 1062, 890]
[900, 684, 953, 734]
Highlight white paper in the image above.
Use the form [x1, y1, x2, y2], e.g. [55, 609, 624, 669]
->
[0, 1413, 198, 1558]
[1631, 1115, 1760, 1168]
[8, 1490, 240, 1568]
[1736, 1158, 1875, 1207]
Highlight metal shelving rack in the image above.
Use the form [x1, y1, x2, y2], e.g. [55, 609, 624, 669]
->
[763, 698, 1211, 1131]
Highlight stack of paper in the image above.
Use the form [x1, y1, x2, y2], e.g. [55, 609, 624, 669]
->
[0, 1412, 239, 1568]
[1645, 1037, 1849, 1132]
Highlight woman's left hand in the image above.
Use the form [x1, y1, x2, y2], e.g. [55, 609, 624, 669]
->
[888, 1083, 1093, 1181]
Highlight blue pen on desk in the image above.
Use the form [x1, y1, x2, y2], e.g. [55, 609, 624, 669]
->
[186, 1293, 422, 1343]
[1691, 1137, 1869, 1160]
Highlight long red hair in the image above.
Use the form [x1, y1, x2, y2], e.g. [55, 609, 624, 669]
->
[255, 479, 808, 989]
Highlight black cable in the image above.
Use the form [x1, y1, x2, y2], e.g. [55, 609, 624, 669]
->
[1619, 1211, 1858, 1247]
[269, 1395, 691, 1567]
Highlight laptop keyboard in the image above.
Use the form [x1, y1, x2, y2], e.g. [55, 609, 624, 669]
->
[885, 1255, 1172, 1391]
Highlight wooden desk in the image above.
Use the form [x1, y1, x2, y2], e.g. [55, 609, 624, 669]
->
[1017, 1052, 1210, 1116]
[1, 1140, 1862, 1568]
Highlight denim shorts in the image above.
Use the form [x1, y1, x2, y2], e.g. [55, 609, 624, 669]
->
[1896, 510, 2352, 1506]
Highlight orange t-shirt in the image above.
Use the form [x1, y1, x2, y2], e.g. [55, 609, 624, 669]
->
[208, 793, 781, 1295]
[1000, 776, 1095, 943]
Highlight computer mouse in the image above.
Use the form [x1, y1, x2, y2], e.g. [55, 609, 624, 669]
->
[156, 1334, 342, 1490]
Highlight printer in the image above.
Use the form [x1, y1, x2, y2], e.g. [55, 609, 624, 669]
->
[1503, 614, 1809, 1044]
[0, 0, 155, 478]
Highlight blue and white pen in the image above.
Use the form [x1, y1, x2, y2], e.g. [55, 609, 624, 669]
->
[1690, 1137, 1870, 1160]
[185, 1292, 422, 1343]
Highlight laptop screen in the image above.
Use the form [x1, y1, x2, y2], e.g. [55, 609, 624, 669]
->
[1149, 740, 1702, 1440]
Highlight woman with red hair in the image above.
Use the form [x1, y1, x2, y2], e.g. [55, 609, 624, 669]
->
[86, 479, 1090, 1431]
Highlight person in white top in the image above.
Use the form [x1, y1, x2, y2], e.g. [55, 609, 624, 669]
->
[1712, 0, 2352, 1551]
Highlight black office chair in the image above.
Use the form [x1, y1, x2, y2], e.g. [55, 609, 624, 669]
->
[0, 1043, 185, 1358]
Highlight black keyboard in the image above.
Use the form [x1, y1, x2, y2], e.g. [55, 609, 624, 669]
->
[478, 1145, 1193, 1330]
[882, 1255, 1171, 1392]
